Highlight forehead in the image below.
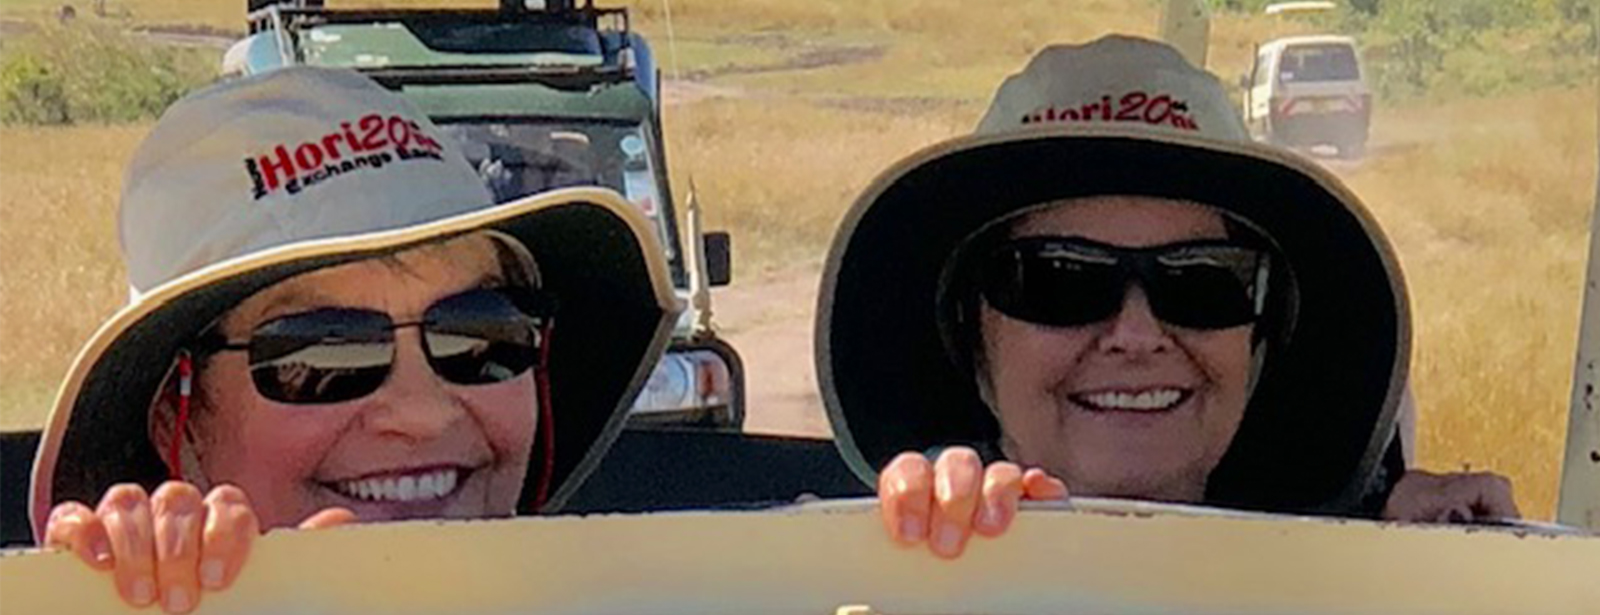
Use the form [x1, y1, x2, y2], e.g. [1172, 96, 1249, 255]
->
[1009, 196, 1230, 247]
[221, 234, 507, 331]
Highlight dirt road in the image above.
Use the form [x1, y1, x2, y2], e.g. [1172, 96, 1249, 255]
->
[711, 263, 831, 437]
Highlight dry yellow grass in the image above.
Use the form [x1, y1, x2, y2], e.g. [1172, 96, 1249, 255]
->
[1341, 86, 1597, 521]
[0, 125, 144, 429]
[662, 98, 977, 270]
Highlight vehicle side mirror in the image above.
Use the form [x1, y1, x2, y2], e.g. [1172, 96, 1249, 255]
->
[704, 231, 731, 287]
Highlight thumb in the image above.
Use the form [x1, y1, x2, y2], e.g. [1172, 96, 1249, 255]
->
[298, 507, 357, 530]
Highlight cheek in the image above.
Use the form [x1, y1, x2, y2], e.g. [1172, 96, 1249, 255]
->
[981, 312, 1093, 402]
[1189, 329, 1254, 397]
[1184, 329, 1255, 439]
[464, 374, 538, 459]
[191, 367, 350, 485]
[980, 312, 1097, 441]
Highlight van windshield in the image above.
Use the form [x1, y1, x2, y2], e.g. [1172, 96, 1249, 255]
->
[1279, 43, 1360, 82]
[435, 119, 680, 272]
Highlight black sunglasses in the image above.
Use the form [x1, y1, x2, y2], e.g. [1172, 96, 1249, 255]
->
[977, 237, 1269, 330]
[197, 287, 557, 405]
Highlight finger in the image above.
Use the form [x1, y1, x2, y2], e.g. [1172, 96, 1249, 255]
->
[929, 448, 984, 559]
[298, 507, 357, 530]
[877, 453, 934, 546]
[1382, 470, 1443, 522]
[1468, 474, 1521, 520]
[44, 502, 114, 571]
[198, 486, 259, 593]
[98, 484, 158, 608]
[974, 462, 1023, 537]
[1021, 468, 1070, 501]
[151, 482, 206, 614]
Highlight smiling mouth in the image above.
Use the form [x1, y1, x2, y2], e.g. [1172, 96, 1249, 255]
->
[325, 467, 471, 503]
[1069, 388, 1193, 413]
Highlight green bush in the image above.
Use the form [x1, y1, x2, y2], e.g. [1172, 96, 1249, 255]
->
[0, 50, 71, 124]
[0, 23, 215, 125]
[1360, 0, 1598, 101]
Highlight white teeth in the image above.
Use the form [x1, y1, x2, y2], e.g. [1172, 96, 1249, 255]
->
[1081, 389, 1184, 411]
[334, 469, 460, 502]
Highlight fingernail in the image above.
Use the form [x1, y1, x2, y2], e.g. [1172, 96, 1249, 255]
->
[201, 559, 225, 589]
[165, 586, 192, 613]
[90, 539, 112, 563]
[130, 577, 156, 606]
[900, 515, 926, 541]
[934, 522, 962, 554]
[978, 504, 1002, 530]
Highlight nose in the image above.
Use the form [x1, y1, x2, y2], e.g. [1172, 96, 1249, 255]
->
[359, 327, 466, 442]
[1095, 285, 1175, 355]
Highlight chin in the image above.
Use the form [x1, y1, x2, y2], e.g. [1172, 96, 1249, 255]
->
[1069, 462, 1204, 502]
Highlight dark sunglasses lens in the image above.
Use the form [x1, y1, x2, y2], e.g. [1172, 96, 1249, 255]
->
[423, 289, 543, 385]
[1149, 261, 1259, 330]
[248, 310, 393, 404]
[982, 250, 1126, 327]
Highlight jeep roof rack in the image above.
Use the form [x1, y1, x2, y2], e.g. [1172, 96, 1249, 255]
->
[243, 0, 635, 90]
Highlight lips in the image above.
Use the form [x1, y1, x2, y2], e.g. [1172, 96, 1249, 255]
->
[1069, 388, 1193, 413]
[326, 467, 468, 503]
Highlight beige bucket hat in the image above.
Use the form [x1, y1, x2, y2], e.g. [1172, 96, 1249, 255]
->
[31, 66, 679, 538]
[818, 36, 1410, 514]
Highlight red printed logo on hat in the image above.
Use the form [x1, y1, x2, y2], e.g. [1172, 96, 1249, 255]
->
[243, 113, 446, 200]
[1021, 91, 1199, 131]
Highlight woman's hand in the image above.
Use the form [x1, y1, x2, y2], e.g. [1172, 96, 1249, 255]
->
[1382, 469, 1520, 524]
[42, 481, 355, 613]
[877, 447, 1067, 559]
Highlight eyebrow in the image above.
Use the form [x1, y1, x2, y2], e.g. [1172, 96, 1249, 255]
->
[237, 285, 337, 330]
[226, 248, 511, 334]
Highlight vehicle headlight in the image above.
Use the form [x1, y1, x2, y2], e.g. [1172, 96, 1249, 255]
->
[631, 349, 732, 414]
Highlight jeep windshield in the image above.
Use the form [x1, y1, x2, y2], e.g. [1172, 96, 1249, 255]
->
[436, 118, 679, 268]
[1279, 43, 1360, 82]
[297, 21, 607, 68]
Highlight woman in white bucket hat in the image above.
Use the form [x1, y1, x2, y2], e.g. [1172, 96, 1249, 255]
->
[814, 36, 1520, 558]
[35, 66, 677, 611]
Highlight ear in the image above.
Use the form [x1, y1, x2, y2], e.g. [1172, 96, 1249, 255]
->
[146, 358, 208, 485]
[147, 359, 182, 462]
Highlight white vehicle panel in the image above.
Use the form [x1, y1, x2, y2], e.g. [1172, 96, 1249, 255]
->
[2, 500, 1594, 614]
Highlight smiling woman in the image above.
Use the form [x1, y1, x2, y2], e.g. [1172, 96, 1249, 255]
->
[819, 35, 1523, 559]
[32, 65, 678, 613]
[970, 197, 1263, 503]
[168, 234, 548, 526]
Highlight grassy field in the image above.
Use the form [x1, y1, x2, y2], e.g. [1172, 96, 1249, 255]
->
[0, 0, 1594, 520]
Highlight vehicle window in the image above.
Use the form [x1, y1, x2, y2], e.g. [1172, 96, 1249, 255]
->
[406, 21, 603, 55]
[1278, 43, 1360, 82]
[437, 120, 671, 240]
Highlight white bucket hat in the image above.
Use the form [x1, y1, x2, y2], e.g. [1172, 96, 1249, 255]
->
[31, 66, 680, 538]
[818, 36, 1410, 514]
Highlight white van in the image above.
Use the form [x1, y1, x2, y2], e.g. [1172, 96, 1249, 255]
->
[1241, 35, 1371, 159]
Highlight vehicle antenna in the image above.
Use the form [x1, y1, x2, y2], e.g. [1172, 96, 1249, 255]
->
[660, 0, 714, 334]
